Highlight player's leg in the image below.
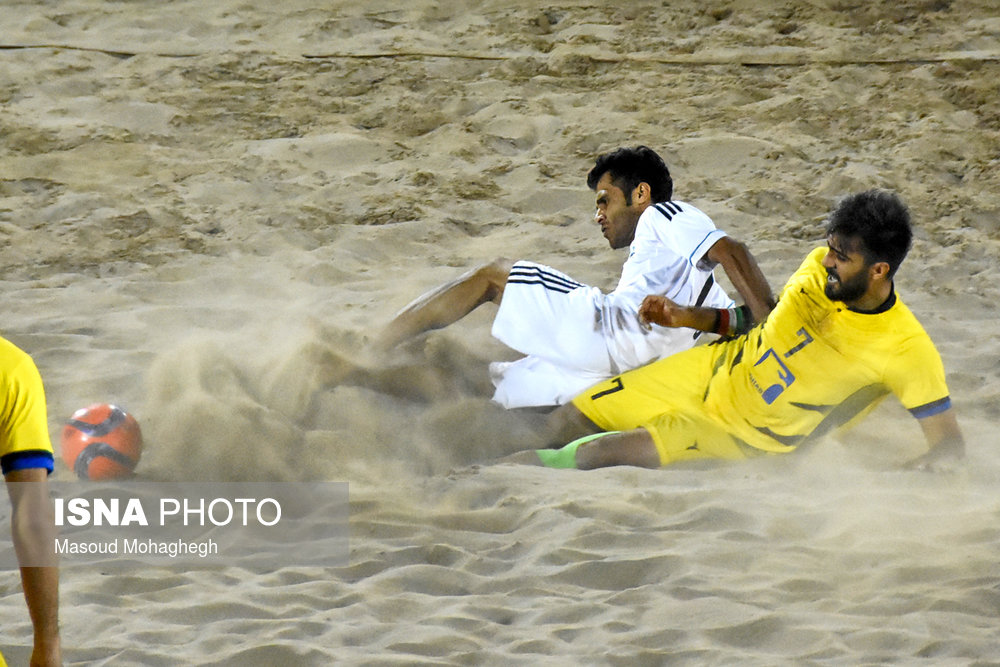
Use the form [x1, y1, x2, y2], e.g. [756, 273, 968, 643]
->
[575, 429, 660, 469]
[504, 427, 659, 468]
[492, 401, 601, 465]
[512, 345, 727, 468]
[376, 258, 514, 350]
[522, 409, 750, 470]
[341, 362, 458, 401]
[540, 401, 604, 447]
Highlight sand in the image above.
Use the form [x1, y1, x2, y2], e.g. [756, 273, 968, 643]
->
[1, 0, 999, 664]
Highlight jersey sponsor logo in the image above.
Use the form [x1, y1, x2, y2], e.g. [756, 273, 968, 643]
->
[749, 327, 814, 405]
[752, 349, 795, 405]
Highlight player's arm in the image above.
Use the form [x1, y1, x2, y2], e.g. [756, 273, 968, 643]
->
[638, 294, 756, 338]
[903, 408, 965, 471]
[6, 466, 61, 666]
[705, 236, 776, 323]
[638, 295, 718, 331]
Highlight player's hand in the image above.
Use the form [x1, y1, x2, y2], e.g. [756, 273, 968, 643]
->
[638, 295, 682, 329]
[902, 440, 964, 473]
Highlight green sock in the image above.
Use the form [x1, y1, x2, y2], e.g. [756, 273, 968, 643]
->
[536, 432, 619, 469]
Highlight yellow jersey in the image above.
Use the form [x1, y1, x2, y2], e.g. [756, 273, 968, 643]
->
[0, 337, 54, 474]
[704, 247, 950, 452]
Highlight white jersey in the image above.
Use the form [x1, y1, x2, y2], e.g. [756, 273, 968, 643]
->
[490, 200, 734, 408]
[602, 201, 733, 371]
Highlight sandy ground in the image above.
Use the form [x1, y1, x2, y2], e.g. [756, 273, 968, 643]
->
[1, 1, 999, 664]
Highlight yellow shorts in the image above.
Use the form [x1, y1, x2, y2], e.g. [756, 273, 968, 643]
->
[571, 343, 754, 466]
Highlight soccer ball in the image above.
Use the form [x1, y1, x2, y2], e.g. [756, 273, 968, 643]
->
[60, 404, 143, 480]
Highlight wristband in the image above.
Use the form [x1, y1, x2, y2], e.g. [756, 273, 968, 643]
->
[715, 309, 730, 336]
[715, 305, 753, 337]
[711, 309, 722, 336]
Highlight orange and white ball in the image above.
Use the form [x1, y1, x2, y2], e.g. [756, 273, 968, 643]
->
[60, 404, 143, 480]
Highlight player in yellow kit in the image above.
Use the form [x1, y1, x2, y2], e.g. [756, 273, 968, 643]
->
[0, 337, 61, 666]
[528, 190, 964, 470]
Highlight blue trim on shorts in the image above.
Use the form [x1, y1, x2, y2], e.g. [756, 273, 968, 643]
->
[1, 450, 55, 476]
[909, 396, 951, 419]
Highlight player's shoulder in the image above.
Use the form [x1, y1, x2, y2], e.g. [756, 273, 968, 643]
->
[779, 248, 828, 297]
[0, 337, 37, 377]
[640, 202, 718, 243]
[885, 295, 934, 341]
[801, 246, 828, 269]
[646, 199, 711, 222]
[0, 336, 29, 360]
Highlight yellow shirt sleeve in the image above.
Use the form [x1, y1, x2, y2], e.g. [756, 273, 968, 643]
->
[0, 339, 54, 473]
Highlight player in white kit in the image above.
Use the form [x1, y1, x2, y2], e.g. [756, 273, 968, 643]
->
[376, 146, 775, 408]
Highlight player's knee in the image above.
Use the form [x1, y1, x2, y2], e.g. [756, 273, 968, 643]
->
[484, 258, 514, 282]
[543, 403, 600, 447]
[477, 258, 514, 301]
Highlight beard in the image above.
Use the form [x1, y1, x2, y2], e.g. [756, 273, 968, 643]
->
[824, 268, 869, 302]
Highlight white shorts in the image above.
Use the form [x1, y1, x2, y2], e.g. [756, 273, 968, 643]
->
[492, 262, 612, 373]
[490, 262, 613, 408]
[489, 356, 608, 409]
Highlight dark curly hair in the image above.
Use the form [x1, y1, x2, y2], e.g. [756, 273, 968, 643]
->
[587, 146, 673, 204]
[826, 190, 913, 278]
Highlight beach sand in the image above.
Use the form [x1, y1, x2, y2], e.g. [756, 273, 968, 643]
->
[1, 0, 999, 664]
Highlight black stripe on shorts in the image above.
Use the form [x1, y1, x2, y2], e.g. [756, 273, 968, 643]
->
[507, 265, 583, 294]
